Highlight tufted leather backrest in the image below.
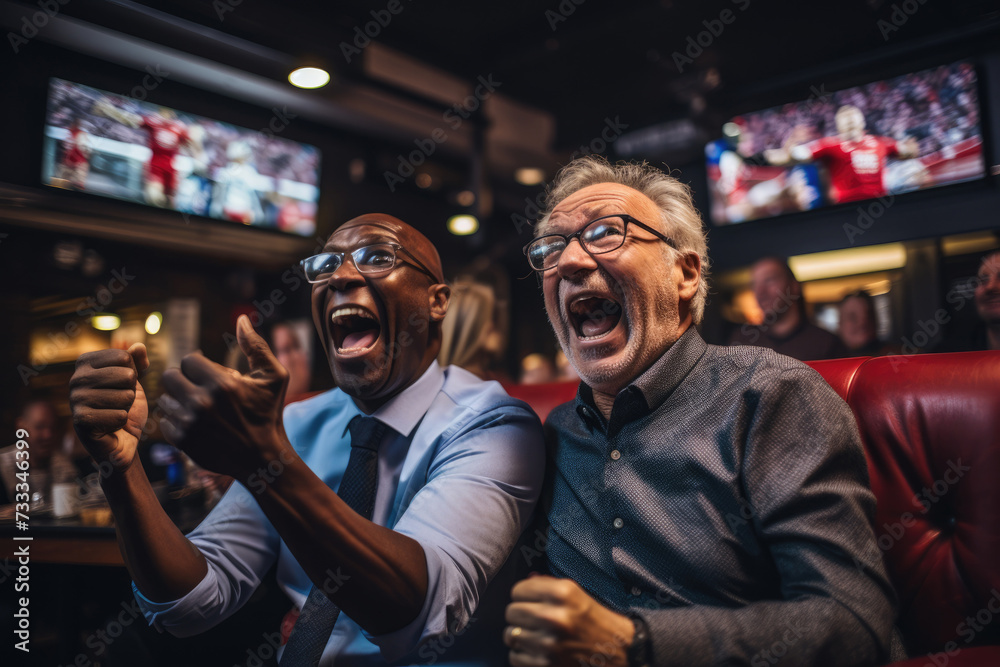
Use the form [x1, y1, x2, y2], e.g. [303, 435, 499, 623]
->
[812, 352, 1000, 654]
[809, 354, 1000, 652]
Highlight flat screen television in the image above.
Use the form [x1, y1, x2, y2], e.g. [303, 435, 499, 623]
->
[41, 78, 321, 237]
[705, 60, 985, 225]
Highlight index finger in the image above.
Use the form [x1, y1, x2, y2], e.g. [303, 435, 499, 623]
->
[76, 348, 135, 371]
[179, 352, 232, 389]
[511, 575, 574, 604]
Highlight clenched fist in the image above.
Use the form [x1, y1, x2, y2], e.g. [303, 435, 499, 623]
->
[70, 342, 150, 473]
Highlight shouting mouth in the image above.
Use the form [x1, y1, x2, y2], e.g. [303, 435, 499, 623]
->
[330, 306, 381, 356]
[567, 295, 622, 341]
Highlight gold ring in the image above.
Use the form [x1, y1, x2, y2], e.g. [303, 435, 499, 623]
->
[511, 626, 523, 638]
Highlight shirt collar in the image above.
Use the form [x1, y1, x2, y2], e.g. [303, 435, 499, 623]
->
[575, 325, 708, 430]
[343, 362, 445, 438]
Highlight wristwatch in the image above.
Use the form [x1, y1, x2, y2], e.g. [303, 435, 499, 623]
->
[626, 613, 650, 667]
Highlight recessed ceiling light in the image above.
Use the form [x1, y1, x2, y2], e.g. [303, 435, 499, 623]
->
[145, 312, 162, 335]
[448, 214, 479, 236]
[92, 314, 121, 331]
[289, 67, 330, 89]
[515, 168, 545, 186]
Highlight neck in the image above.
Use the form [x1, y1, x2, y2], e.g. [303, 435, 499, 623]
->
[988, 325, 1000, 351]
[769, 308, 802, 338]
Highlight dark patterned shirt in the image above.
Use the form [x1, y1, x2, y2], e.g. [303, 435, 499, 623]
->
[544, 327, 897, 666]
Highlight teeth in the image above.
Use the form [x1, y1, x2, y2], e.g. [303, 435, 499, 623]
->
[330, 307, 373, 324]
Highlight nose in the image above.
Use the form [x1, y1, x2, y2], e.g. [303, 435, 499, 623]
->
[556, 237, 598, 279]
[326, 254, 366, 291]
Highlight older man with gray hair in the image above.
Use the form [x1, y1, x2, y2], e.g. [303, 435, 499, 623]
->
[504, 156, 899, 666]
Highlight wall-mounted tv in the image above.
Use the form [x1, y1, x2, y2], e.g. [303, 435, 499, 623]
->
[41, 78, 321, 237]
[705, 60, 984, 225]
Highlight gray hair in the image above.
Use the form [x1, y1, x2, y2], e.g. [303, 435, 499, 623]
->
[537, 155, 711, 324]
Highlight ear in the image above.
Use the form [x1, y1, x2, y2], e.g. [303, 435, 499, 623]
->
[676, 252, 701, 302]
[428, 283, 451, 323]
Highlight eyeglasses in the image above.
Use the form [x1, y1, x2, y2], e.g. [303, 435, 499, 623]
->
[300, 243, 438, 284]
[523, 214, 676, 272]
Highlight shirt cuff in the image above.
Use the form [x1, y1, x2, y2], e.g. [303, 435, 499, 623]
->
[132, 569, 220, 638]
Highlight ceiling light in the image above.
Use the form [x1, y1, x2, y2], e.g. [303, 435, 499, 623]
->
[447, 214, 479, 236]
[788, 243, 907, 282]
[288, 67, 330, 89]
[456, 190, 476, 206]
[145, 312, 162, 335]
[515, 168, 546, 186]
[92, 314, 121, 331]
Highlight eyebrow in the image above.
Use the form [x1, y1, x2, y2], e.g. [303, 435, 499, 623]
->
[323, 234, 396, 252]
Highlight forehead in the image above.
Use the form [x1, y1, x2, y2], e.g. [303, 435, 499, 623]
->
[324, 222, 399, 250]
[751, 260, 789, 281]
[978, 253, 1000, 275]
[541, 183, 660, 234]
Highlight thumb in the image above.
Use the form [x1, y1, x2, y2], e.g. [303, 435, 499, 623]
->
[127, 342, 150, 373]
[236, 315, 279, 375]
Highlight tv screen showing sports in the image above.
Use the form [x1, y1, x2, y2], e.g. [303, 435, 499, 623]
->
[41, 78, 321, 237]
[705, 60, 984, 225]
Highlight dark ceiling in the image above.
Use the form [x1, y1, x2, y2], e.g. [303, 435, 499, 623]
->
[112, 0, 1000, 148]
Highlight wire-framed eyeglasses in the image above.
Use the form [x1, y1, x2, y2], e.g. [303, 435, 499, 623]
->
[523, 214, 676, 272]
[300, 243, 438, 284]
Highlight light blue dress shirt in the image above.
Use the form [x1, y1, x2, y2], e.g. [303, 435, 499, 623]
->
[133, 363, 544, 664]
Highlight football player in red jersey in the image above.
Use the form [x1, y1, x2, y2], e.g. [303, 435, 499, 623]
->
[94, 99, 205, 208]
[54, 117, 92, 190]
[766, 105, 918, 204]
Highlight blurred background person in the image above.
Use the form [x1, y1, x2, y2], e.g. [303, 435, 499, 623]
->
[976, 250, 1000, 350]
[53, 117, 92, 191]
[270, 320, 315, 400]
[519, 353, 556, 385]
[939, 249, 1000, 351]
[438, 280, 507, 381]
[838, 291, 884, 356]
[730, 256, 849, 360]
[1, 399, 75, 506]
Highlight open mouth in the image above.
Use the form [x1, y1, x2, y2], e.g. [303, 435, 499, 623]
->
[330, 306, 381, 353]
[567, 295, 622, 340]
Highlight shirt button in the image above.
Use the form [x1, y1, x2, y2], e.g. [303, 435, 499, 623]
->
[613, 517, 624, 529]
[631, 586, 642, 596]
[610, 449, 621, 460]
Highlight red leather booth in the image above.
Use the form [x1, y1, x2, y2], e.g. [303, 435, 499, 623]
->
[506, 351, 1000, 665]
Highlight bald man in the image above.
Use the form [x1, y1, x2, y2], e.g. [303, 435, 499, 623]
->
[69, 214, 544, 664]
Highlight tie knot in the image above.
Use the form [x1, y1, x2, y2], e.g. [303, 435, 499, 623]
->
[348, 415, 385, 452]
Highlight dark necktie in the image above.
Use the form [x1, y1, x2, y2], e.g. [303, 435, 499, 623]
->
[279, 415, 386, 666]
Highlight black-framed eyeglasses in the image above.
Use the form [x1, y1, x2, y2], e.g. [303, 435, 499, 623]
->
[522, 214, 676, 272]
[300, 243, 438, 284]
